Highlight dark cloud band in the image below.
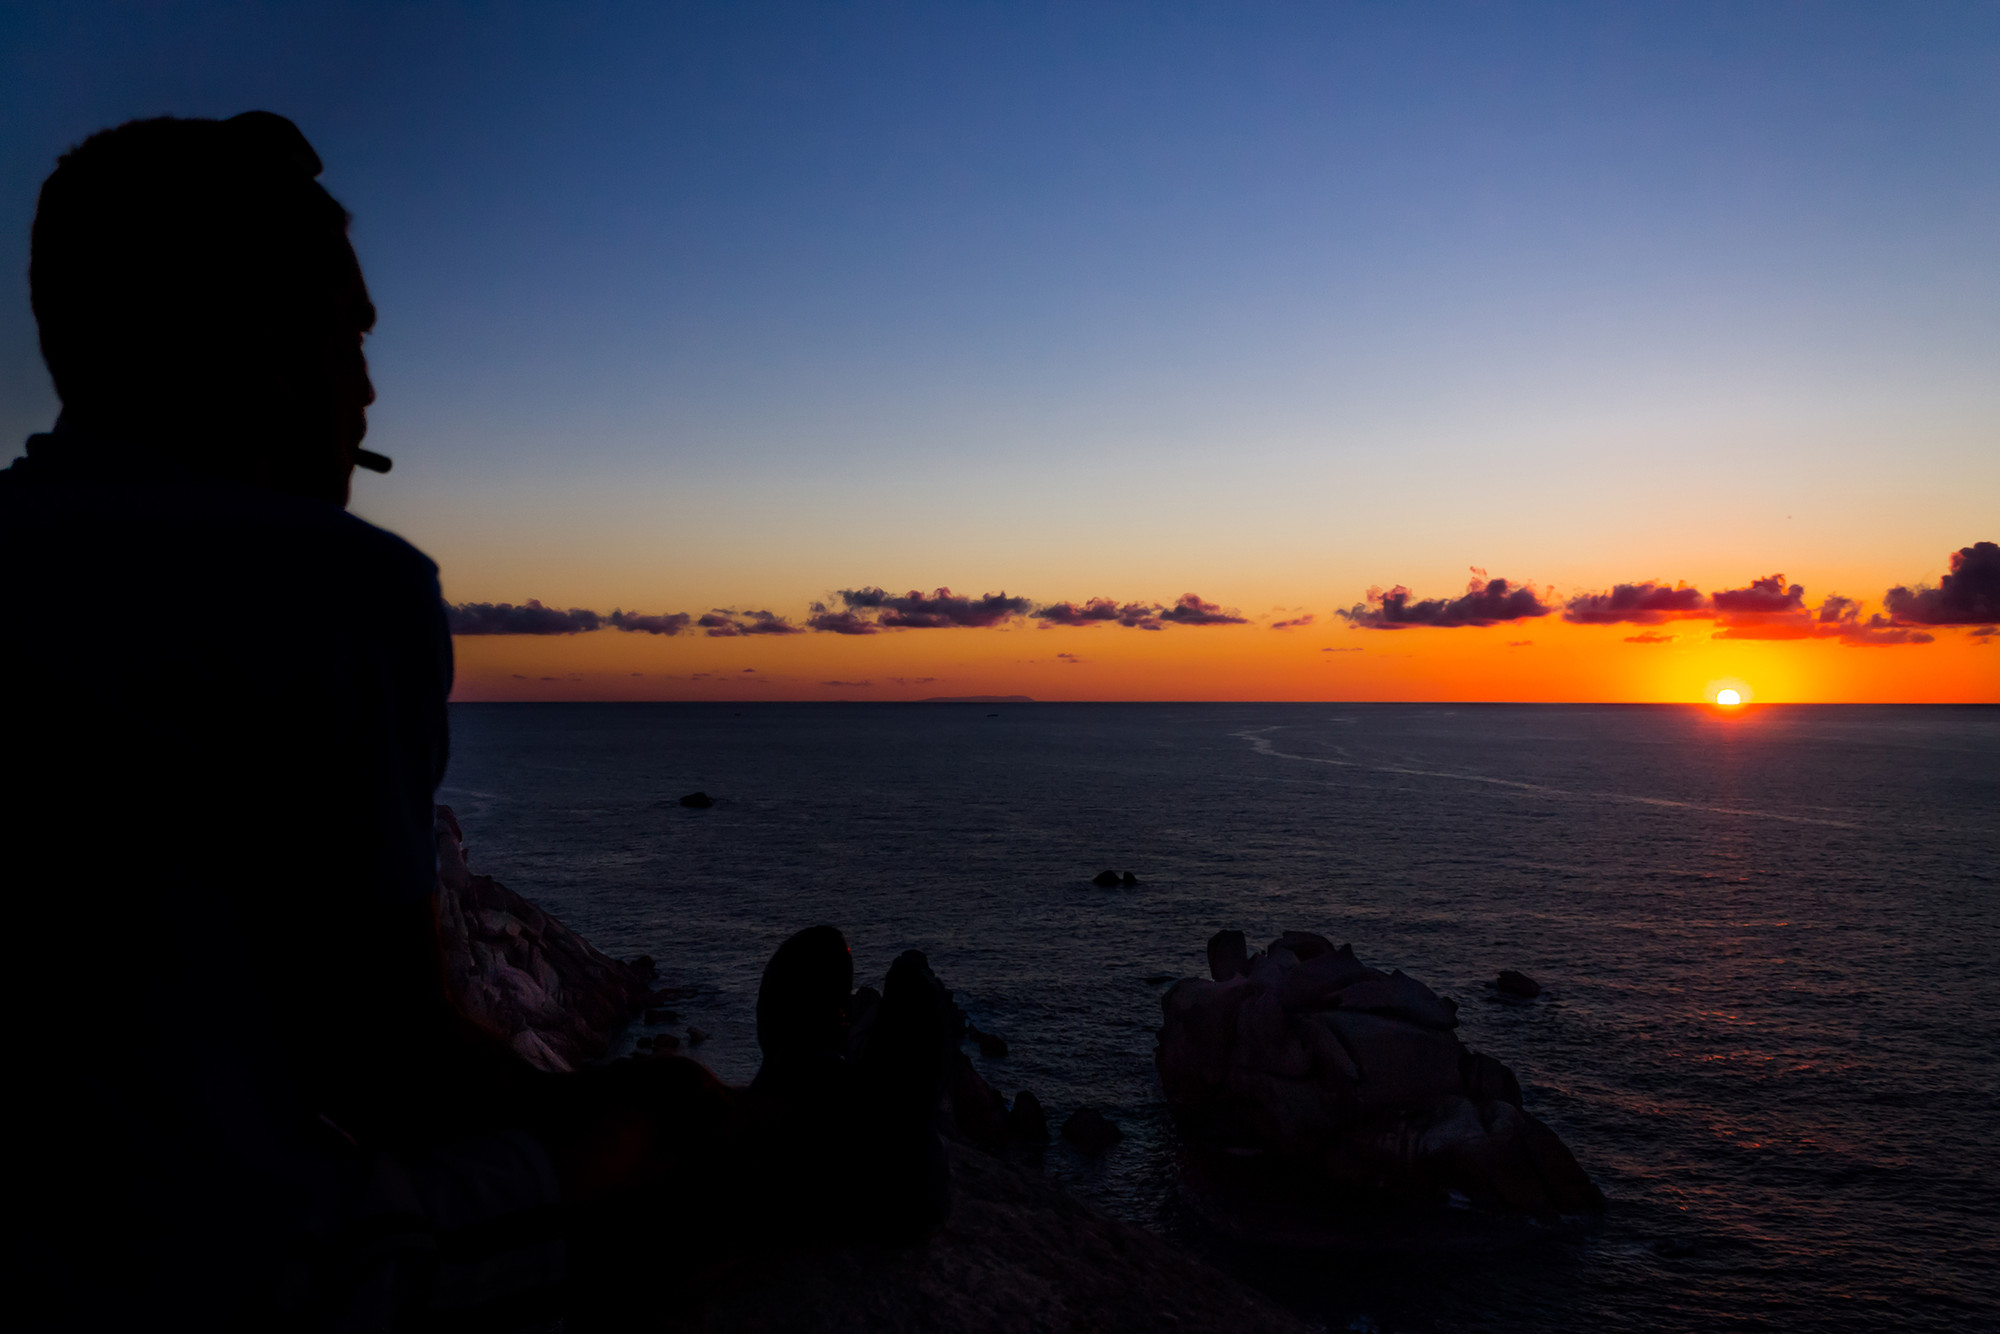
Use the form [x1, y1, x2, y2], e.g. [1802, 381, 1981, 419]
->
[1338, 572, 1551, 629]
[1884, 541, 2000, 626]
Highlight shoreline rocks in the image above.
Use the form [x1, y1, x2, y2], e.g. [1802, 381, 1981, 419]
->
[430, 817, 1314, 1330]
[434, 805, 655, 1071]
[1157, 929, 1603, 1224]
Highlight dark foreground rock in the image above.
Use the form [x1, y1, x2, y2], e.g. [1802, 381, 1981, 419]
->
[432, 816, 1315, 1330]
[434, 805, 654, 1071]
[1157, 929, 1603, 1223]
[681, 1139, 1312, 1334]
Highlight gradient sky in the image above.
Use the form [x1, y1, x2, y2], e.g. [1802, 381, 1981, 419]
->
[4, 2, 1995, 700]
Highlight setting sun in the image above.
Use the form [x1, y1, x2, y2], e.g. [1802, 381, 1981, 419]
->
[1716, 688, 1742, 706]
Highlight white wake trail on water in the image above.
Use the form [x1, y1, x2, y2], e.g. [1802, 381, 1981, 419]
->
[1231, 727, 1862, 829]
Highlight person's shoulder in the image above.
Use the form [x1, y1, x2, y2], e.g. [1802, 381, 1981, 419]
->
[315, 504, 440, 586]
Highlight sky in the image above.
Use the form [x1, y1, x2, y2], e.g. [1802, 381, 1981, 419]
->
[3, 1, 1995, 701]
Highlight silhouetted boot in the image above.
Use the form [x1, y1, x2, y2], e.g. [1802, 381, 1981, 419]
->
[853, 949, 954, 1240]
[751, 924, 855, 1100]
[746, 925, 862, 1241]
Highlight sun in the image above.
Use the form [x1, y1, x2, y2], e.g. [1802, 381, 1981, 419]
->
[1715, 688, 1742, 707]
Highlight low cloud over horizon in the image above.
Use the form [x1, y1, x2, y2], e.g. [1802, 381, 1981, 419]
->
[1337, 571, 1552, 629]
[448, 543, 1993, 652]
[1331, 542, 1992, 647]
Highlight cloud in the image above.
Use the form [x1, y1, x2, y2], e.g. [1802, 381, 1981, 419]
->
[1320, 646, 1362, 652]
[820, 679, 873, 687]
[1338, 569, 1552, 629]
[1158, 593, 1248, 625]
[1624, 631, 1677, 644]
[448, 600, 602, 635]
[700, 609, 804, 637]
[608, 609, 692, 635]
[806, 604, 879, 635]
[1563, 581, 1708, 625]
[1056, 652, 1084, 663]
[1970, 626, 1995, 644]
[1811, 594, 1934, 647]
[1712, 589, 1935, 646]
[1708, 574, 1814, 639]
[829, 587, 1031, 629]
[1506, 640, 1533, 647]
[1269, 614, 1315, 630]
[1033, 597, 1162, 628]
[1033, 593, 1246, 630]
[1883, 541, 2000, 626]
[887, 676, 937, 686]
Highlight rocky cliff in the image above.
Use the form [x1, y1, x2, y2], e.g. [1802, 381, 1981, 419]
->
[435, 805, 656, 1072]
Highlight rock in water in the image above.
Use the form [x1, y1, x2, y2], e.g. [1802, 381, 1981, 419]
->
[1091, 869, 1122, 888]
[678, 791, 715, 809]
[1497, 969, 1542, 998]
[1156, 929, 1602, 1224]
[1120, 871, 1139, 887]
[434, 805, 655, 1071]
[1061, 1107, 1124, 1152]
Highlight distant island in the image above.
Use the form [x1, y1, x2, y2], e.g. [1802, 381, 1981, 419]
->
[920, 695, 1035, 703]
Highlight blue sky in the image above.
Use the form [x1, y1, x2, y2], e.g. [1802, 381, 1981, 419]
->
[4, 3, 1995, 655]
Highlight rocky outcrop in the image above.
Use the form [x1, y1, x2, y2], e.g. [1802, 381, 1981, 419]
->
[434, 805, 656, 1071]
[427, 822, 1316, 1328]
[1157, 929, 1603, 1221]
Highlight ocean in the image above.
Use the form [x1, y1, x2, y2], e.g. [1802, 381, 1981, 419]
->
[442, 702, 1998, 1333]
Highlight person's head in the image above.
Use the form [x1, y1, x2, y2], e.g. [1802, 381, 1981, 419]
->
[30, 112, 377, 505]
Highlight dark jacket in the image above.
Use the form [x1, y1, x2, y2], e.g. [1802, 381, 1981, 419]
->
[2, 428, 454, 1324]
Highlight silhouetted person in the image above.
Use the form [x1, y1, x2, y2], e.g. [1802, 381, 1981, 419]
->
[2, 113, 948, 1332]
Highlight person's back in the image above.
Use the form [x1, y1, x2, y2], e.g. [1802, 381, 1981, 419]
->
[3, 448, 452, 1320]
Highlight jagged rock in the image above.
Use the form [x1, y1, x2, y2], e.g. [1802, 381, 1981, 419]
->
[1157, 929, 1602, 1221]
[679, 791, 715, 809]
[1090, 870, 1121, 888]
[1007, 1090, 1049, 1145]
[1060, 1108, 1123, 1153]
[1497, 969, 1542, 999]
[971, 1026, 1009, 1058]
[434, 805, 655, 1072]
[1120, 872, 1138, 887]
[687, 1025, 710, 1045]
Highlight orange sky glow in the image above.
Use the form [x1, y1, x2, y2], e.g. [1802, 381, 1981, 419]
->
[449, 612, 1995, 703]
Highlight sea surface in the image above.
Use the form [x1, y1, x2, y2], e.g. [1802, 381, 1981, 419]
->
[443, 703, 1999, 1333]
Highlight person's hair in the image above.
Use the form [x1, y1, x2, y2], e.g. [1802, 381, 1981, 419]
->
[30, 112, 373, 451]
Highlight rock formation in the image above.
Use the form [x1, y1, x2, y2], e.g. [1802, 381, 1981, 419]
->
[434, 805, 657, 1071]
[1157, 929, 1602, 1220]
[430, 814, 1313, 1330]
